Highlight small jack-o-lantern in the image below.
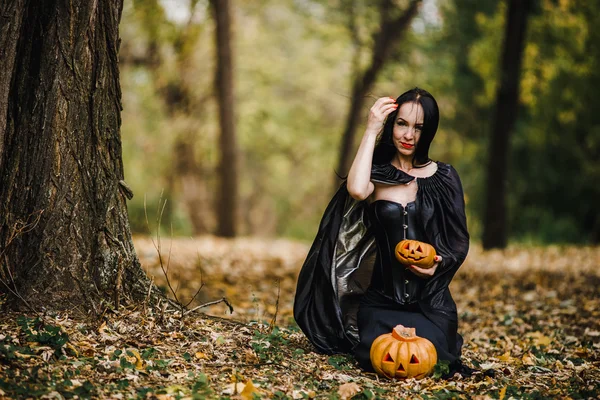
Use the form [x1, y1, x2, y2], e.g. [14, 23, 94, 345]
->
[394, 240, 436, 269]
[370, 325, 437, 379]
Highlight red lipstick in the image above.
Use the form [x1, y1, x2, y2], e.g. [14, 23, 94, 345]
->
[401, 142, 414, 149]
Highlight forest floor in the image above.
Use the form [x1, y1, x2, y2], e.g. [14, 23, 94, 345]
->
[1, 236, 599, 399]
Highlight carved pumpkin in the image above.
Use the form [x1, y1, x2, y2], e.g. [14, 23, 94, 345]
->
[370, 325, 437, 379]
[394, 240, 436, 269]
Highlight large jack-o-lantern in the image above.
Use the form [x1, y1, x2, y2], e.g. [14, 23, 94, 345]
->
[394, 240, 436, 269]
[370, 325, 437, 379]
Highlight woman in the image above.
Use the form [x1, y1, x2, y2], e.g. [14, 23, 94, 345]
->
[293, 88, 472, 377]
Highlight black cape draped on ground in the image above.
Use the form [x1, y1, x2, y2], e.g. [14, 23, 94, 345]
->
[293, 162, 469, 358]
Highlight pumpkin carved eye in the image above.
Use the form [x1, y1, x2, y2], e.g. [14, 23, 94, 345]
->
[410, 355, 419, 364]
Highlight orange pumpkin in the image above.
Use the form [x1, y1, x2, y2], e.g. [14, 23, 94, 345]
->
[370, 325, 437, 379]
[394, 240, 436, 269]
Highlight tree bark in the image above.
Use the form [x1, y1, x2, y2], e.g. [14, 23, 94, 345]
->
[334, 0, 420, 185]
[482, 0, 532, 249]
[0, 0, 151, 312]
[210, 0, 239, 237]
[0, 0, 27, 168]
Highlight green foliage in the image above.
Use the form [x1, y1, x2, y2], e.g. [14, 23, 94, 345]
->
[0, 334, 31, 361]
[0, 366, 96, 399]
[142, 347, 157, 359]
[16, 316, 70, 357]
[191, 373, 213, 398]
[327, 354, 354, 371]
[450, 0, 600, 244]
[251, 326, 289, 362]
[432, 359, 451, 379]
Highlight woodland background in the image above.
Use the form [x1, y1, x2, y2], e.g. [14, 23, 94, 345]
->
[118, 0, 599, 246]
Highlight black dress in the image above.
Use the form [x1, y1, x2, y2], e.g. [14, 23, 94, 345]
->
[353, 200, 458, 371]
[293, 162, 469, 372]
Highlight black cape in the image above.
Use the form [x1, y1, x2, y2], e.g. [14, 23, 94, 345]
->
[293, 162, 469, 357]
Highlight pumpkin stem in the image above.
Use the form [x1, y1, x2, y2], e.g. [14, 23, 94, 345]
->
[391, 325, 418, 341]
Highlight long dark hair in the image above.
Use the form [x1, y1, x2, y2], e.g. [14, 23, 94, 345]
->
[372, 87, 439, 166]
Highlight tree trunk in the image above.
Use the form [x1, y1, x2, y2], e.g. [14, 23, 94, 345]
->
[482, 0, 532, 249]
[0, 0, 150, 313]
[334, 0, 420, 185]
[210, 0, 238, 237]
[173, 133, 213, 234]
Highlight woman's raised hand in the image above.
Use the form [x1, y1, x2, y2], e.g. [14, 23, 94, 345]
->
[366, 97, 398, 135]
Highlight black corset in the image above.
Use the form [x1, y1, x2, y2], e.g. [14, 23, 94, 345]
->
[367, 199, 427, 304]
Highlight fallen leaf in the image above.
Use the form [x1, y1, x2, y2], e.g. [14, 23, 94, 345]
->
[499, 386, 507, 400]
[65, 343, 79, 357]
[528, 332, 552, 346]
[222, 383, 246, 396]
[14, 351, 34, 359]
[337, 382, 361, 400]
[243, 348, 259, 363]
[522, 353, 535, 366]
[584, 328, 600, 337]
[240, 380, 261, 400]
[126, 348, 144, 370]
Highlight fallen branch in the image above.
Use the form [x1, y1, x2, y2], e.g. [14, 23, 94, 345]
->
[184, 297, 234, 317]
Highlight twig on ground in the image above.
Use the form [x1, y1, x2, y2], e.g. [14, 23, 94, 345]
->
[183, 249, 206, 308]
[184, 297, 234, 316]
[143, 275, 155, 315]
[144, 193, 183, 309]
[268, 279, 281, 333]
[143, 192, 227, 321]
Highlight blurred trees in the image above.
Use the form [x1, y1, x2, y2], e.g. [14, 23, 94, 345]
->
[124, 0, 214, 234]
[335, 0, 421, 183]
[117, 0, 600, 245]
[210, 0, 239, 237]
[511, 0, 600, 244]
[466, 0, 600, 244]
[482, 0, 532, 249]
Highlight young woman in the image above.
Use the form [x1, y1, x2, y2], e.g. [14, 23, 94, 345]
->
[294, 88, 473, 377]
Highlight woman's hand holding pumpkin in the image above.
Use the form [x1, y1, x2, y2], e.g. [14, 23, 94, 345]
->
[408, 255, 442, 279]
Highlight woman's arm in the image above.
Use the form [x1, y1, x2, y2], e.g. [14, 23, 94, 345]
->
[347, 97, 397, 200]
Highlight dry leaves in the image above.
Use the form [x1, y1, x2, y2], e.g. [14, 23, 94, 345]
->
[0, 238, 598, 399]
[337, 382, 361, 399]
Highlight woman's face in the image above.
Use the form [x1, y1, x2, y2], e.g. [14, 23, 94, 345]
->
[392, 101, 424, 158]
